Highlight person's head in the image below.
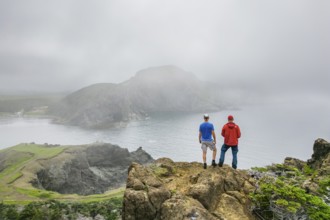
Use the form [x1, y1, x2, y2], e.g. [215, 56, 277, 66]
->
[228, 115, 234, 122]
[203, 114, 209, 121]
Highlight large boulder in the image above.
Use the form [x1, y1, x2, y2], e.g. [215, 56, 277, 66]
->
[123, 158, 256, 220]
[308, 138, 330, 175]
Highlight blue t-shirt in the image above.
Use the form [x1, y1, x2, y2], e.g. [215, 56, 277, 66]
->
[199, 122, 214, 141]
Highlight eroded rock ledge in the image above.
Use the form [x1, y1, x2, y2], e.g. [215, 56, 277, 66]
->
[32, 143, 154, 195]
[123, 158, 256, 220]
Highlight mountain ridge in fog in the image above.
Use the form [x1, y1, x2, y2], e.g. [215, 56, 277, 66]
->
[50, 65, 229, 128]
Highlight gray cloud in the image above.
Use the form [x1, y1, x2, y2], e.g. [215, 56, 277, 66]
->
[0, 0, 329, 99]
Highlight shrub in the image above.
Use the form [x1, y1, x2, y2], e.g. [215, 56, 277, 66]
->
[0, 198, 122, 220]
[251, 173, 330, 220]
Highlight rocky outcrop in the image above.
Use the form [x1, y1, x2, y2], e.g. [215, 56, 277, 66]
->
[32, 143, 154, 195]
[284, 157, 307, 170]
[50, 66, 225, 128]
[308, 138, 330, 175]
[123, 158, 256, 220]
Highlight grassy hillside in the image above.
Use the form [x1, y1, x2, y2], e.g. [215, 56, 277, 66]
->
[0, 144, 124, 205]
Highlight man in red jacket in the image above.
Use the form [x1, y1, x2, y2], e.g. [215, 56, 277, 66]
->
[219, 115, 241, 169]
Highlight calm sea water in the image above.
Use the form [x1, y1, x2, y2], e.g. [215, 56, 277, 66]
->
[0, 100, 329, 169]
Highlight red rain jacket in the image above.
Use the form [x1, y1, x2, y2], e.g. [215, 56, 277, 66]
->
[221, 122, 241, 146]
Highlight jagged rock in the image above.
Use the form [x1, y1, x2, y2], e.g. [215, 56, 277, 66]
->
[130, 147, 154, 164]
[214, 192, 251, 220]
[308, 138, 330, 175]
[123, 162, 171, 220]
[32, 143, 154, 195]
[284, 157, 306, 170]
[123, 158, 256, 220]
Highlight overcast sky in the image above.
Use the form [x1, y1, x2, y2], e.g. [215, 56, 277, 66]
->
[0, 0, 329, 99]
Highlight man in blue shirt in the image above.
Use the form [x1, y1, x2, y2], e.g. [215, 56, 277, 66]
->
[199, 114, 217, 169]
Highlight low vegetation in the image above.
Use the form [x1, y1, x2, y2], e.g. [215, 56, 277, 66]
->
[0, 198, 122, 220]
[250, 164, 330, 220]
[0, 144, 66, 202]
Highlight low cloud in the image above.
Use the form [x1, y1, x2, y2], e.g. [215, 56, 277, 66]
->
[0, 0, 329, 101]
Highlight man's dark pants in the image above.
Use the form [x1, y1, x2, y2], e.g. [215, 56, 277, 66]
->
[219, 144, 238, 169]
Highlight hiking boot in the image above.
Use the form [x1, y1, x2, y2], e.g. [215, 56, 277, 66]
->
[212, 160, 217, 167]
[203, 163, 207, 169]
[218, 162, 223, 167]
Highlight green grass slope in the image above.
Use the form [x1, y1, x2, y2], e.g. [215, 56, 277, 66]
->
[0, 144, 124, 205]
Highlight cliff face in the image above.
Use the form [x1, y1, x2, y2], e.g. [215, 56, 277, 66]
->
[123, 158, 256, 220]
[50, 66, 225, 128]
[32, 143, 154, 195]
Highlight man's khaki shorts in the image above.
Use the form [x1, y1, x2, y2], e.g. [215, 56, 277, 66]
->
[201, 141, 216, 152]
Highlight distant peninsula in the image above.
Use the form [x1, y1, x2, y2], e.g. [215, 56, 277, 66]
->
[49, 66, 227, 129]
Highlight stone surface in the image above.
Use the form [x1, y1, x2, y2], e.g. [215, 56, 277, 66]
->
[215, 193, 250, 220]
[32, 143, 154, 195]
[161, 195, 218, 220]
[123, 163, 171, 220]
[123, 158, 256, 220]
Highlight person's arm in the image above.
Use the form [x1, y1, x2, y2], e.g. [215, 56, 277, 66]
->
[212, 130, 216, 144]
[237, 126, 241, 138]
[199, 131, 202, 143]
[221, 125, 226, 137]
